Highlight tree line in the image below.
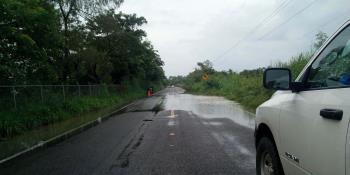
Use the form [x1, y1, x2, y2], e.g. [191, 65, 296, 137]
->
[0, 0, 165, 87]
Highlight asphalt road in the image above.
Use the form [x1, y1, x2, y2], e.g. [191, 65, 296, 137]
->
[0, 87, 255, 175]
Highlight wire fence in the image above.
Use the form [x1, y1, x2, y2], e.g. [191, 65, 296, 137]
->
[0, 85, 122, 111]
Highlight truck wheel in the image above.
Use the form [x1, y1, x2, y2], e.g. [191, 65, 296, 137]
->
[256, 137, 284, 175]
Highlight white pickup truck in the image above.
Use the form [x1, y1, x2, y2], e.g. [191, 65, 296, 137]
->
[255, 20, 350, 175]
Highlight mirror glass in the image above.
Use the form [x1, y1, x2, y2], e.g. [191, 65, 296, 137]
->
[264, 69, 291, 90]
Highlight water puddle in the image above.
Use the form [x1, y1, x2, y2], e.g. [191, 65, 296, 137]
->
[163, 93, 255, 129]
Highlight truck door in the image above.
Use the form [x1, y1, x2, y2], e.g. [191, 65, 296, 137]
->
[347, 120, 350, 175]
[279, 23, 350, 175]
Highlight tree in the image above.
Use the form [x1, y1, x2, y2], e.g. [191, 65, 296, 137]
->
[314, 31, 328, 50]
[52, 0, 124, 81]
[86, 10, 164, 85]
[77, 47, 112, 84]
[168, 76, 185, 85]
[197, 60, 215, 74]
[0, 0, 165, 87]
[0, 0, 62, 85]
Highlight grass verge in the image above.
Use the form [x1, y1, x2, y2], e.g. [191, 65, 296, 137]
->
[0, 87, 146, 160]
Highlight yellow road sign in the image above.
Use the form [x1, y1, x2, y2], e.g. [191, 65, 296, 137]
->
[202, 73, 209, 81]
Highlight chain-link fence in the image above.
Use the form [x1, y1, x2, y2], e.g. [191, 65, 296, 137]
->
[0, 85, 122, 111]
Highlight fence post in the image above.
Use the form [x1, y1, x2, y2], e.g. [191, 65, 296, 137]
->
[62, 85, 66, 101]
[89, 85, 92, 96]
[97, 85, 99, 96]
[12, 86, 17, 110]
[40, 85, 44, 103]
[78, 85, 81, 97]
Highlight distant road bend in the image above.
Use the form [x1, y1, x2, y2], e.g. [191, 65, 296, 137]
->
[0, 87, 256, 175]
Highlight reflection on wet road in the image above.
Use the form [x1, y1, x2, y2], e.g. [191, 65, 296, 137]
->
[164, 88, 255, 129]
[0, 87, 256, 175]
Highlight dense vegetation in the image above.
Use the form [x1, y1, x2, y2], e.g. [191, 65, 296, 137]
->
[0, 0, 165, 86]
[0, 85, 143, 137]
[0, 0, 165, 137]
[171, 32, 328, 111]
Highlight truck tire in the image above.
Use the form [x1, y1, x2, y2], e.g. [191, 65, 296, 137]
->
[256, 137, 284, 175]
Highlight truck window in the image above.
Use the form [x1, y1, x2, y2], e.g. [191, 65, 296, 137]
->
[307, 25, 350, 89]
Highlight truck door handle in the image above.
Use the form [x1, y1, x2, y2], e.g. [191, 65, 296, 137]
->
[320, 109, 343, 121]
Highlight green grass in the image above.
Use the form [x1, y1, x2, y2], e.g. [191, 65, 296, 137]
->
[0, 87, 145, 138]
[182, 52, 312, 111]
[0, 84, 167, 160]
[0, 99, 136, 160]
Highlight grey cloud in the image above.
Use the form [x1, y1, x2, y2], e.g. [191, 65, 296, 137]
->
[120, 0, 350, 76]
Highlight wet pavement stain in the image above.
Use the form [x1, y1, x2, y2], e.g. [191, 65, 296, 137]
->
[164, 93, 255, 129]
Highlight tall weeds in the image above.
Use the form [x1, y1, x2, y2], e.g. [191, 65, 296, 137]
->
[0, 86, 147, 138]
[183, 52, 312, 111]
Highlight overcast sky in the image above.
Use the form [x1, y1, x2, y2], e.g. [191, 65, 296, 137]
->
[119, 0, 350, 77]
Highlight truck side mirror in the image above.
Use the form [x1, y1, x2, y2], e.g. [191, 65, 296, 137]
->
[263, 68, 291, 90]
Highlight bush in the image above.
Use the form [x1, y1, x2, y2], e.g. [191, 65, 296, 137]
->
[182, 52, 311, 111]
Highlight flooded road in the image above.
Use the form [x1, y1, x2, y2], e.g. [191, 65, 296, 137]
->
[163, 87, 256, 173]
[0, 87, 256, 175]
[164, 88, 255, 129]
